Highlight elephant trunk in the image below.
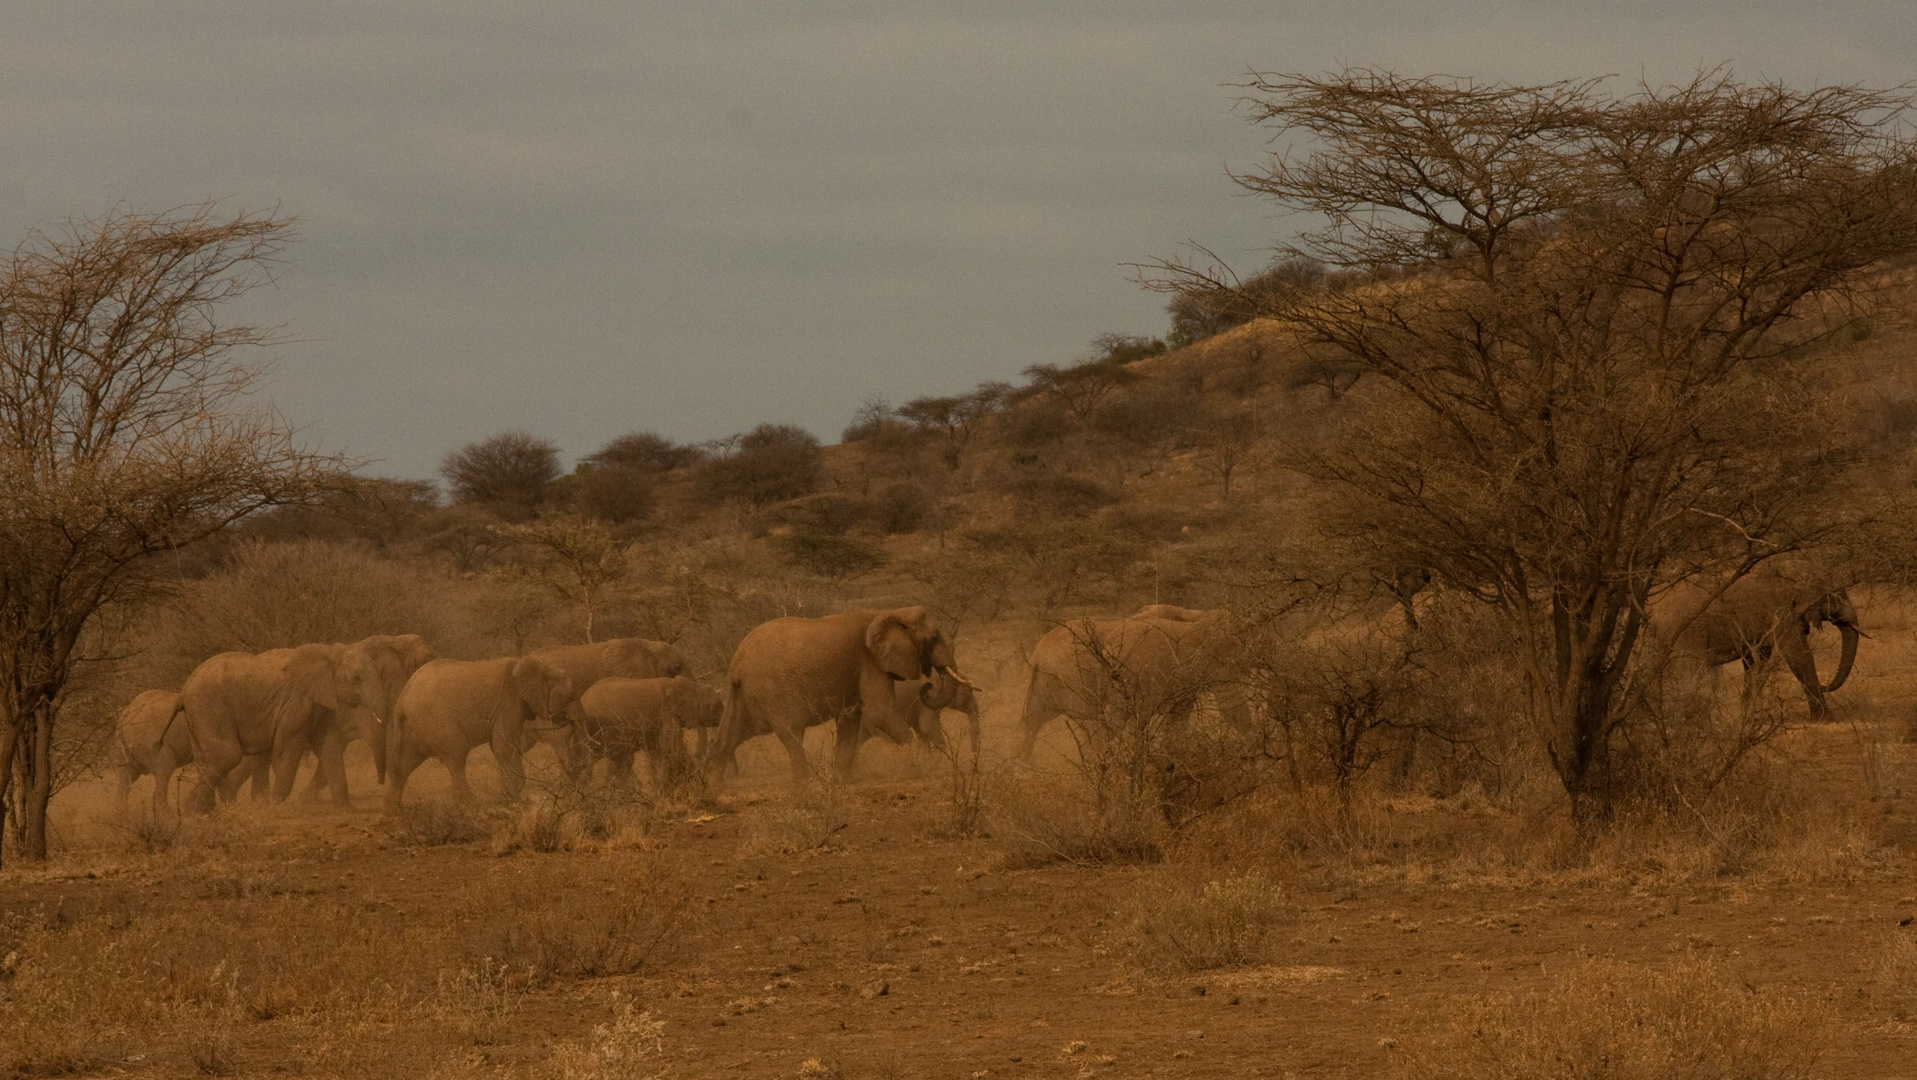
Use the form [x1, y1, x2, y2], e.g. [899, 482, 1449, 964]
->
[1823, 621, 1859, 693]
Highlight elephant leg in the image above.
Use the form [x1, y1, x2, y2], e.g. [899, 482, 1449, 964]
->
[1017, 701, 1061, 759]
[245, 753, 272, 800]
[267, 744, 304, 803]
[773, 724, 811, 786]
[607, 749, 638, 796]
[147, 750, 182, 816]
[489, 728, 525, 800]
[113, 762, 137, 813]
[448, 750, 480, 803]
[152, 765, 177, 817]
[917, 707, 949, 752]
[383, 744, 428, 816]
[189, 744, 242, 815]
[833, 714, 864, 775]
[316, 732, 351, 807]
[1777, 631, 1829, 719]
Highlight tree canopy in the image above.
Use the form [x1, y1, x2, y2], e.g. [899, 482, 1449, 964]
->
[0, 207, 336, 860]
[1151, 69, 1917, 824]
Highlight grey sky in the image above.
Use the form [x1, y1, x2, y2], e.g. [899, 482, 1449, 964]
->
[2, 2, 1910, 479]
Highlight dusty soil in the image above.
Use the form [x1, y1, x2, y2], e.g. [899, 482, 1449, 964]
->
[6, 734, 1917, 1080]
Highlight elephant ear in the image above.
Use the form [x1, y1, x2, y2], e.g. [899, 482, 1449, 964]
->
[655, 641, 687, 678]
[866, 607, 931, 680]
[286, 644, 343, 712]
[510, 657, 571, 717]
[396, 634, 436, 672]
[660, 677, 695, 728]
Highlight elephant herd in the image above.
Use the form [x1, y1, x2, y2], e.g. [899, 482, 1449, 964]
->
[111, 607, 982, 816]
[108, 566, 1867, 817]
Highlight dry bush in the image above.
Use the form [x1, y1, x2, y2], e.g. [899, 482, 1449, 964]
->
[0, 893, 461, 1076]
[458, 855, 689, 984]
[1261, 612, 1438, 800]
[772, 532, 888, 580]
[398, 798, 494, 847]
[991, 767, 1167, 869]
[1119, 869, 1286, 973]
[738, 776, 851, 857]
[140, 539, 451, 684]
[1395, 957, 1828, 1080]
[534, 996, 668, 1079]
[1874, 930, 1917, 1023]
[489, 790, 645, 855]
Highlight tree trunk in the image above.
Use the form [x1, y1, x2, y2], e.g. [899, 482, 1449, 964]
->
[21, 704, 51, 859]
[0, 720, 18, 870]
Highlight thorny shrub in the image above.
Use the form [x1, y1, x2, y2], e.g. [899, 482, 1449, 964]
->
[991, 767, 1167, 869]
[1875, 930, 1917, 1023]
[458, 855, 690, 984]
[1394, 957, 1828, 1080]
[1120, 869, 1287, 973]
[398, 798, 494, 847]
[738, 774, 851, 858]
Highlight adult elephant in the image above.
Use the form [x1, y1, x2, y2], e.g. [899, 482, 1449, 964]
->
[708, 606, 973, 787]
[181, 643, 351, 811]
[526, 638, 686, 776]
[304, 634, 437, 804]
[1018, 605, 1250, 757]
[1658, 562, 1862, 719]
[578, 675, 721, 794]
[383, 656, 576, 814]
[111, 691, 265, 814]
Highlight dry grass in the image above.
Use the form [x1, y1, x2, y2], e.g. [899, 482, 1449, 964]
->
[737, 774, 851, 858]
[397, 798, 495, 847]
[488, 790, 653, 855]
[990, 766, 1166, 869]
[1876, 929, 1917, 1023]
[457, 853, 690, 984]
[1395, 957, 1829, 1080]
[1118, 869, 1286, 973]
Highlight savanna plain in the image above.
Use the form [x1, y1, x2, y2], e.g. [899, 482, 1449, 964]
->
[12, 70, 1917, 1080]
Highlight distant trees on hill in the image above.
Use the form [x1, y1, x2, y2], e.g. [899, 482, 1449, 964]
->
[439, 430, 561, 515]
[694, 423, 822, 505]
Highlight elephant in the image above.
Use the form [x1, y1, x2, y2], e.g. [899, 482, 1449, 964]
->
[1657, 562, 1862, 719]
[111, 691, 190, 814]
[524, 637, 686, 777]
[383, 655, 577, 814]
[707, 606, 974, 787]
[1018, 605, 1251, 757]
[111, 691, 268, 814]
[859, 677, 982, 758]
[302, 634, 437, 804]
[181, 643, 353, 811]
[577, 675, 722, 795]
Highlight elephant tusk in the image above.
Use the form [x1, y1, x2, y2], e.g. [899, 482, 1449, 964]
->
[943, 665, 981, 692]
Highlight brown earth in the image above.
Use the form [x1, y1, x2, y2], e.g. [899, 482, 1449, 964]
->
[6, 702, 1917, 1080]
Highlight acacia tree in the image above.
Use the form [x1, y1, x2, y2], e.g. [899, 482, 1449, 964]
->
[440, 430, 561, 513]
[1151, 70, 1917, 825]
[494, 516, 629, 642]
[0, 207, 334, 861]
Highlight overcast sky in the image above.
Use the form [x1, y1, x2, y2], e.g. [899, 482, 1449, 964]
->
[2, 2, 1911, 479]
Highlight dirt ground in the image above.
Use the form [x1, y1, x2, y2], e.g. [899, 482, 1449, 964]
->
[6, 695, 1917, 1080]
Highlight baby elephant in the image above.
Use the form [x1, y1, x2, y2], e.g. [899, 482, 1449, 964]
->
[578, 675, 722, 795]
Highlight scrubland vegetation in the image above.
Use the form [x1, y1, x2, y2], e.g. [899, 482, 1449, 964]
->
[6, 69, 1917, 1077]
